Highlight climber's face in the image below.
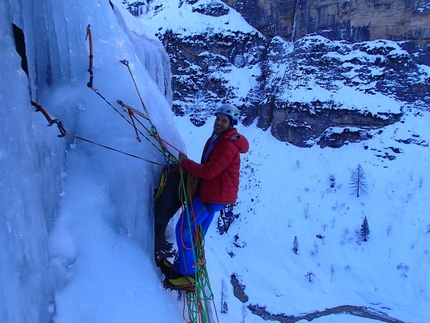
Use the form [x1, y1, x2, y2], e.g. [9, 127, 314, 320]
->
[213, 113, 231, 135]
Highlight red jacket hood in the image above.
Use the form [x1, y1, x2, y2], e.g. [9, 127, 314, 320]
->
[223, 128, 249, 154]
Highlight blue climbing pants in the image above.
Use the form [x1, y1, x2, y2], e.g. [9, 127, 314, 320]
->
[175, 196, 225, 275]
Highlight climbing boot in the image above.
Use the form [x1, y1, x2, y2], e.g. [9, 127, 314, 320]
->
[164, 275, 195, 292]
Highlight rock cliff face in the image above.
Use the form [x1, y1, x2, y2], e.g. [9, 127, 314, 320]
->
[221, 0, 430, 45]
[221, 0, 430, 68]
[131, 0, 430, 148]
[259, 35, 426, 146]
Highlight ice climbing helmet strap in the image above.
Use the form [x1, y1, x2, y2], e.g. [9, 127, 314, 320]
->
[215, 104, 240, 126]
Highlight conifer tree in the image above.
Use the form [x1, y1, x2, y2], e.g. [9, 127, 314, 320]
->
[360, 216, 370, 241]
[329, 173, 336, 189]
[220, 279, 228, 313]
[292, 236, 299, 254]
[222, 301, 228, 314]
[305, 271, 316, 283]
[350, 164, 368, 197]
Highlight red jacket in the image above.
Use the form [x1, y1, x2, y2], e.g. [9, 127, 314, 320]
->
[180, 128, 249, 204]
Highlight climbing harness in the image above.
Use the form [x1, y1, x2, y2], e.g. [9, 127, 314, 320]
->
[154, 163, 178, 203]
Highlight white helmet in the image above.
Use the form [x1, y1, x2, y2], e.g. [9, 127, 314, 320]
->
[215, 104, 240, 126]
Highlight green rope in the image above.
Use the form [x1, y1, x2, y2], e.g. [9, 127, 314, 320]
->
[177, 168, 218, 323]
[184, 230, 218, 323]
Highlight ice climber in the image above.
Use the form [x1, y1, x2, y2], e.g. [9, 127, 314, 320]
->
[161, 103, 249, 291]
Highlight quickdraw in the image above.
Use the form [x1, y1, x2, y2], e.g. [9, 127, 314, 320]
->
[117, 99, 153, 142]
[31, 101, 69, 137]
[120, 59, 151, 121]
[117, 99, 150, 121]
[30, 101, 163, 165]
